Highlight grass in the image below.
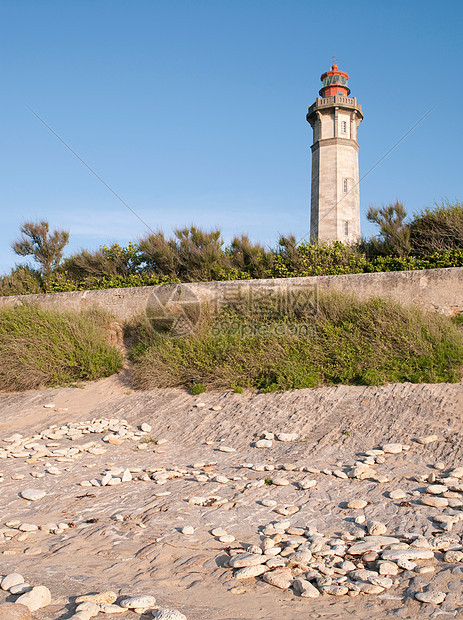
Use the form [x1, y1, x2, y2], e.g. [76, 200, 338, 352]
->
[0, 305, 123, 391]
[128, 291, 463, 391]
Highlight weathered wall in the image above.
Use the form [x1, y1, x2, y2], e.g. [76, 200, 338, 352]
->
[0, 268, 462, 322]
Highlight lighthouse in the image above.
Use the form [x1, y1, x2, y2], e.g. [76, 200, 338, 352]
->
[306, 64, 363, 243]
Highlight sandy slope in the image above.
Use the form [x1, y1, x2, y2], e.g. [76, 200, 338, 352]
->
[0, 375, 463, 619]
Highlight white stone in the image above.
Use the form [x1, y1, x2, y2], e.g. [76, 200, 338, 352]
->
[255, 439, 272, 449]
[416, 435, 439, 445]
[389, 489, 406, 500]
[382, 549, 434, 561]
[421, 496, 449, 508]
[262, 570, 293, 589]
[261, 499, 277, 507]
[20, 489, 46, 501]
[234, 564, 268, 579]
[181, 526, 194, 535]
[15, 585, 51, 611]
[120, 595, 156, 609]
[141, 423, 152, 432]
[415, 591, 446, 604]
[292, 578, 319, 598]
[1, 573, 24, 591]
[219, 535, 236, 543]
[382, 443, 402, 454]
[275, 433, 298, 442]
[271, 476, 289, 486]
[347, 499, 367, 509]
[229, 553, 268, 568]
[367, 521, 387, 536]
[99, 604, 126, 613]
[121, 469, 132, 482]
[426, 484, 448, 495]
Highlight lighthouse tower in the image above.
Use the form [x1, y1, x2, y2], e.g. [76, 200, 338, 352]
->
[306, 64, 363, 243]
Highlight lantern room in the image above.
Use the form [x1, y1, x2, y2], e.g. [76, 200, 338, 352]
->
[319, 64, 350, 97]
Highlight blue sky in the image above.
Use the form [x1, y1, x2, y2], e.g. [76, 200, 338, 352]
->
[1, 0, 462, 273]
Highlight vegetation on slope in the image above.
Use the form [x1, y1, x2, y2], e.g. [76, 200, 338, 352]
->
[0, 305, 123, 391]
[128, 292, 463, 392]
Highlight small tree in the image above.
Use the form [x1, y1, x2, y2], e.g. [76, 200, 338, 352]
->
[366, 201, 411, 257]
[410, 200, 463, 256]
[12, 221, 69, 277]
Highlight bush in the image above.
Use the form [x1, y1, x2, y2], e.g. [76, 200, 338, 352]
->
[129, 292, 463, 391]
[0, 306, 123, 391]
[410, 201, 463, 256]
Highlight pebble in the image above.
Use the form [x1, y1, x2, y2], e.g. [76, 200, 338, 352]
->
[181, 526, 195, 535]
[99, 604, 126, 613]
[389, 489, 406, 500]
[275, 433, 298, 442]
[347, 499, 367, 509]
[426, 484, 448, 495]
[211, 527, 227, 537]
[218, 446, 236, 453]
[1, 573, 24, 591]
[415, 591, 446, 604]
[233, 564, 268, 579]
[421, 496, 449, 508]
[20, 489, 46, 501]
[255, 439, 272, 449]
[381, 549, 435, 561]
[120, 595, 156, 609]
[261, 499, 277, 507]
[229, 553, 268, 568]
[75, 591, 117, 605]
[382, 443, 402, 454]
[262, 570, 293, 589]
[140, 423, 152, 432]
[15, 585, 51, 612]
[271, 476, 289, 486]
[416, 435, 439, 445]
[219, 535, 236, 543]
[9, 584, 32, 595]
[292, 578, 320, 598]
[367, 521, 387, 536]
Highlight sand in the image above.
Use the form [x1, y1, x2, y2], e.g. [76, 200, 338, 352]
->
[1, 373, 463, 619]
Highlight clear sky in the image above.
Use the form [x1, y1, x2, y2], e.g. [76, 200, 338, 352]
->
[1, 0, 462, 273]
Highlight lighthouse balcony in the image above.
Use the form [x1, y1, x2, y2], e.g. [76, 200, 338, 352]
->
[308, 95, 363, 116]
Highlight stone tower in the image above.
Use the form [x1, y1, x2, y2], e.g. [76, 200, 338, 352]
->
[306, 64, 363, 243]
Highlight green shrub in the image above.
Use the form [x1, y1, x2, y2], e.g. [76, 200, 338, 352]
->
[130, 292, 463, 391]
[410, 201, 463, 256]
[0, 305, 123, 391]
[190, 383, 206, 395]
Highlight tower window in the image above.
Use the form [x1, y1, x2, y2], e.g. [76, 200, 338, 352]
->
[340, 120, 347, 133]
[343, 178, 348, 193]
[344, 221, 349, 236]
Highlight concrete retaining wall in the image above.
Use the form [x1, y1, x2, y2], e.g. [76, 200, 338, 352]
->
[0, 268, 462, 322]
